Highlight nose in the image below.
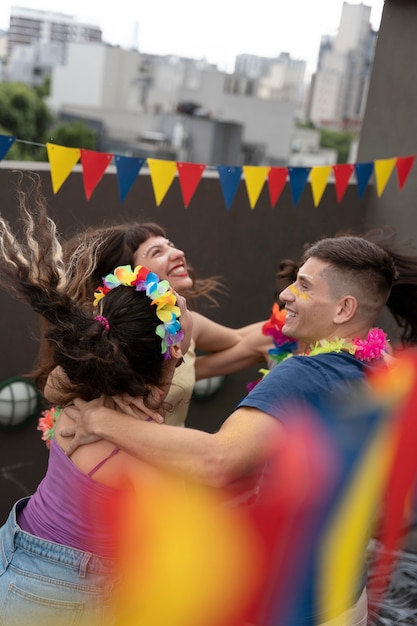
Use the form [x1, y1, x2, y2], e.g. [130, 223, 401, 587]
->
[279, 284, 295, 304]
[169, 245, 186, 262]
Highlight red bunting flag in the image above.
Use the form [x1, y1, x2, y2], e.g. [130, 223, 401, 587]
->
[332, 164, 355, 202]
[395, 155, 416, 190]
[80, 149, 114, 200]
[176, 162, 206, 208]
[267, 167, 288, 207]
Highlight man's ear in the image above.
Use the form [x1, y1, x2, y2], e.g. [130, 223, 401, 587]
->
[333, 295, 358, 324]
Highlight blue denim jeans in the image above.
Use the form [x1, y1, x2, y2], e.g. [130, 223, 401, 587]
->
[0, 498, 118, 626]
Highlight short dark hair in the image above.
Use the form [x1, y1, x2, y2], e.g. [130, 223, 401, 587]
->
[302, 236, 396, 323]
[303, 231, 417, 345]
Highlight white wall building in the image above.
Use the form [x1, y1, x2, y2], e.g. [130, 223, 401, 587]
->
[289, 127, 337, 167]
[7, 7, 101, 58]
[49, 44, 297, 165]
[5, 6, 101, 86]
[308, 2, 376, 129]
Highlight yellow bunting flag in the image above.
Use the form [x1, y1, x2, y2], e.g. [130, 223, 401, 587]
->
[147, 158, 178, 206]
[310, 166, 332, 207]
[46, 142, 81, 194]
[243, 166, 270, 209]
[374, 158, 397, 197]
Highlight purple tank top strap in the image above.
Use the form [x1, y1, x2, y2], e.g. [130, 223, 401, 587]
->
[88, 447, 120, 477]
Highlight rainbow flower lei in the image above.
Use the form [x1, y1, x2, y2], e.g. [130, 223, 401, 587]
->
[37, 406, 62, 448]
[262, 302, 297, 365]
[94, 265, 184, 360]
[305, 328, 389, 361]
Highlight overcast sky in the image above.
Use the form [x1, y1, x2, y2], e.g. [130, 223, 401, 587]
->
[0, 1, 385, 75]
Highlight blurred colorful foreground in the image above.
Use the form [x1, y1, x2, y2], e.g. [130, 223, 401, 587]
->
[104, 349, 417, 626]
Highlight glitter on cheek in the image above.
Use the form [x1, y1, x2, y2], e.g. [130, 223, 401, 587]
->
[289, 284, 310, 300]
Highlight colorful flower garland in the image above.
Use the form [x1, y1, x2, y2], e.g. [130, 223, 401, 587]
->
[94, 264, 184, 360]
[262, 302, 297, 365]
[305, 328, 389, 361]
[37, 406, 62, 448]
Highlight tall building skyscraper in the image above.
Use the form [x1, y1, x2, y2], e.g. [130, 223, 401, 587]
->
[307, 2, 377, 130]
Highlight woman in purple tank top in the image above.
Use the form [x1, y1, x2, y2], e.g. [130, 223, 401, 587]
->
[0, 174, 193, 626]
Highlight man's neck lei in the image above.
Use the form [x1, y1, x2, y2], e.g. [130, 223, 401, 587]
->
[304, 329, 389, 361]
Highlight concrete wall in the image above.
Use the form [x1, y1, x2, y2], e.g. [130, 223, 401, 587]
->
[0, 162, 373, 522]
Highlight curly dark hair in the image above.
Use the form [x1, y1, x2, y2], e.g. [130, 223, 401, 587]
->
[0, 174, 172, 405]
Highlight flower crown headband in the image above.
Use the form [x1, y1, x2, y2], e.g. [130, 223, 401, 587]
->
[93, 265, 184, 360]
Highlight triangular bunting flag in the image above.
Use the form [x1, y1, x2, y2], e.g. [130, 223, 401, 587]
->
[242, 166, 270, 210]
[310, 166, 332, 207]
[216, 165, 243, 211]
[115, 155, 145, 202]
[354, 162, 374, 199]
[288, 167, 311, 206]
[332, 164, 355, 202]
[374, 158, 397, 197]
[395, 155, 416, 190]
[267, 167, 288, 207]
[176, 162, 206, 208]
[46, 143, 81, 194]
[80, 149, 113, 200]
[147, 158, 177, 206]
[0, 134, 16, 161]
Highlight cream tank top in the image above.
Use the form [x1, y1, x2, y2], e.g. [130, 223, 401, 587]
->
[163, 338, 196, 427]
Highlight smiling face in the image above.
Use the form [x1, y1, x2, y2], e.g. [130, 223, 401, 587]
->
[133, 236, 193, 295]
[279, 257, 344, 346]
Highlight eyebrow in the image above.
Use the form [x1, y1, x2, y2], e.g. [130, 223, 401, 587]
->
[141, 239, 170, 257]
[298, 273, 313, 282]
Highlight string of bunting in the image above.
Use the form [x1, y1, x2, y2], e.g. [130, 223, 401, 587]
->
[0, 134, 415, 210]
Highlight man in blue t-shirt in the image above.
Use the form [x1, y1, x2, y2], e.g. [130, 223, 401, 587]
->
[65, 234, 414, 626]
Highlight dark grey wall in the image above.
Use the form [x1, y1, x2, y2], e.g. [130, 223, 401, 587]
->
[0, 165, 371, 522]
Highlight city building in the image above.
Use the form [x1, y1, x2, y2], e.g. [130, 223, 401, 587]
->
[288, 127, 337, 167]
[48, 44, 297, 165]
[234, 51, 306, 108]
[4, 7, 101, 86]
[307, 2, 377, 130]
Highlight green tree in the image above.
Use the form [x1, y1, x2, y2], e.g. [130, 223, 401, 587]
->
[0, 82, 52, 160]
[34, 76, 51, 99]
[320, 129, 357, 164]
[48, 120, 98, 150]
